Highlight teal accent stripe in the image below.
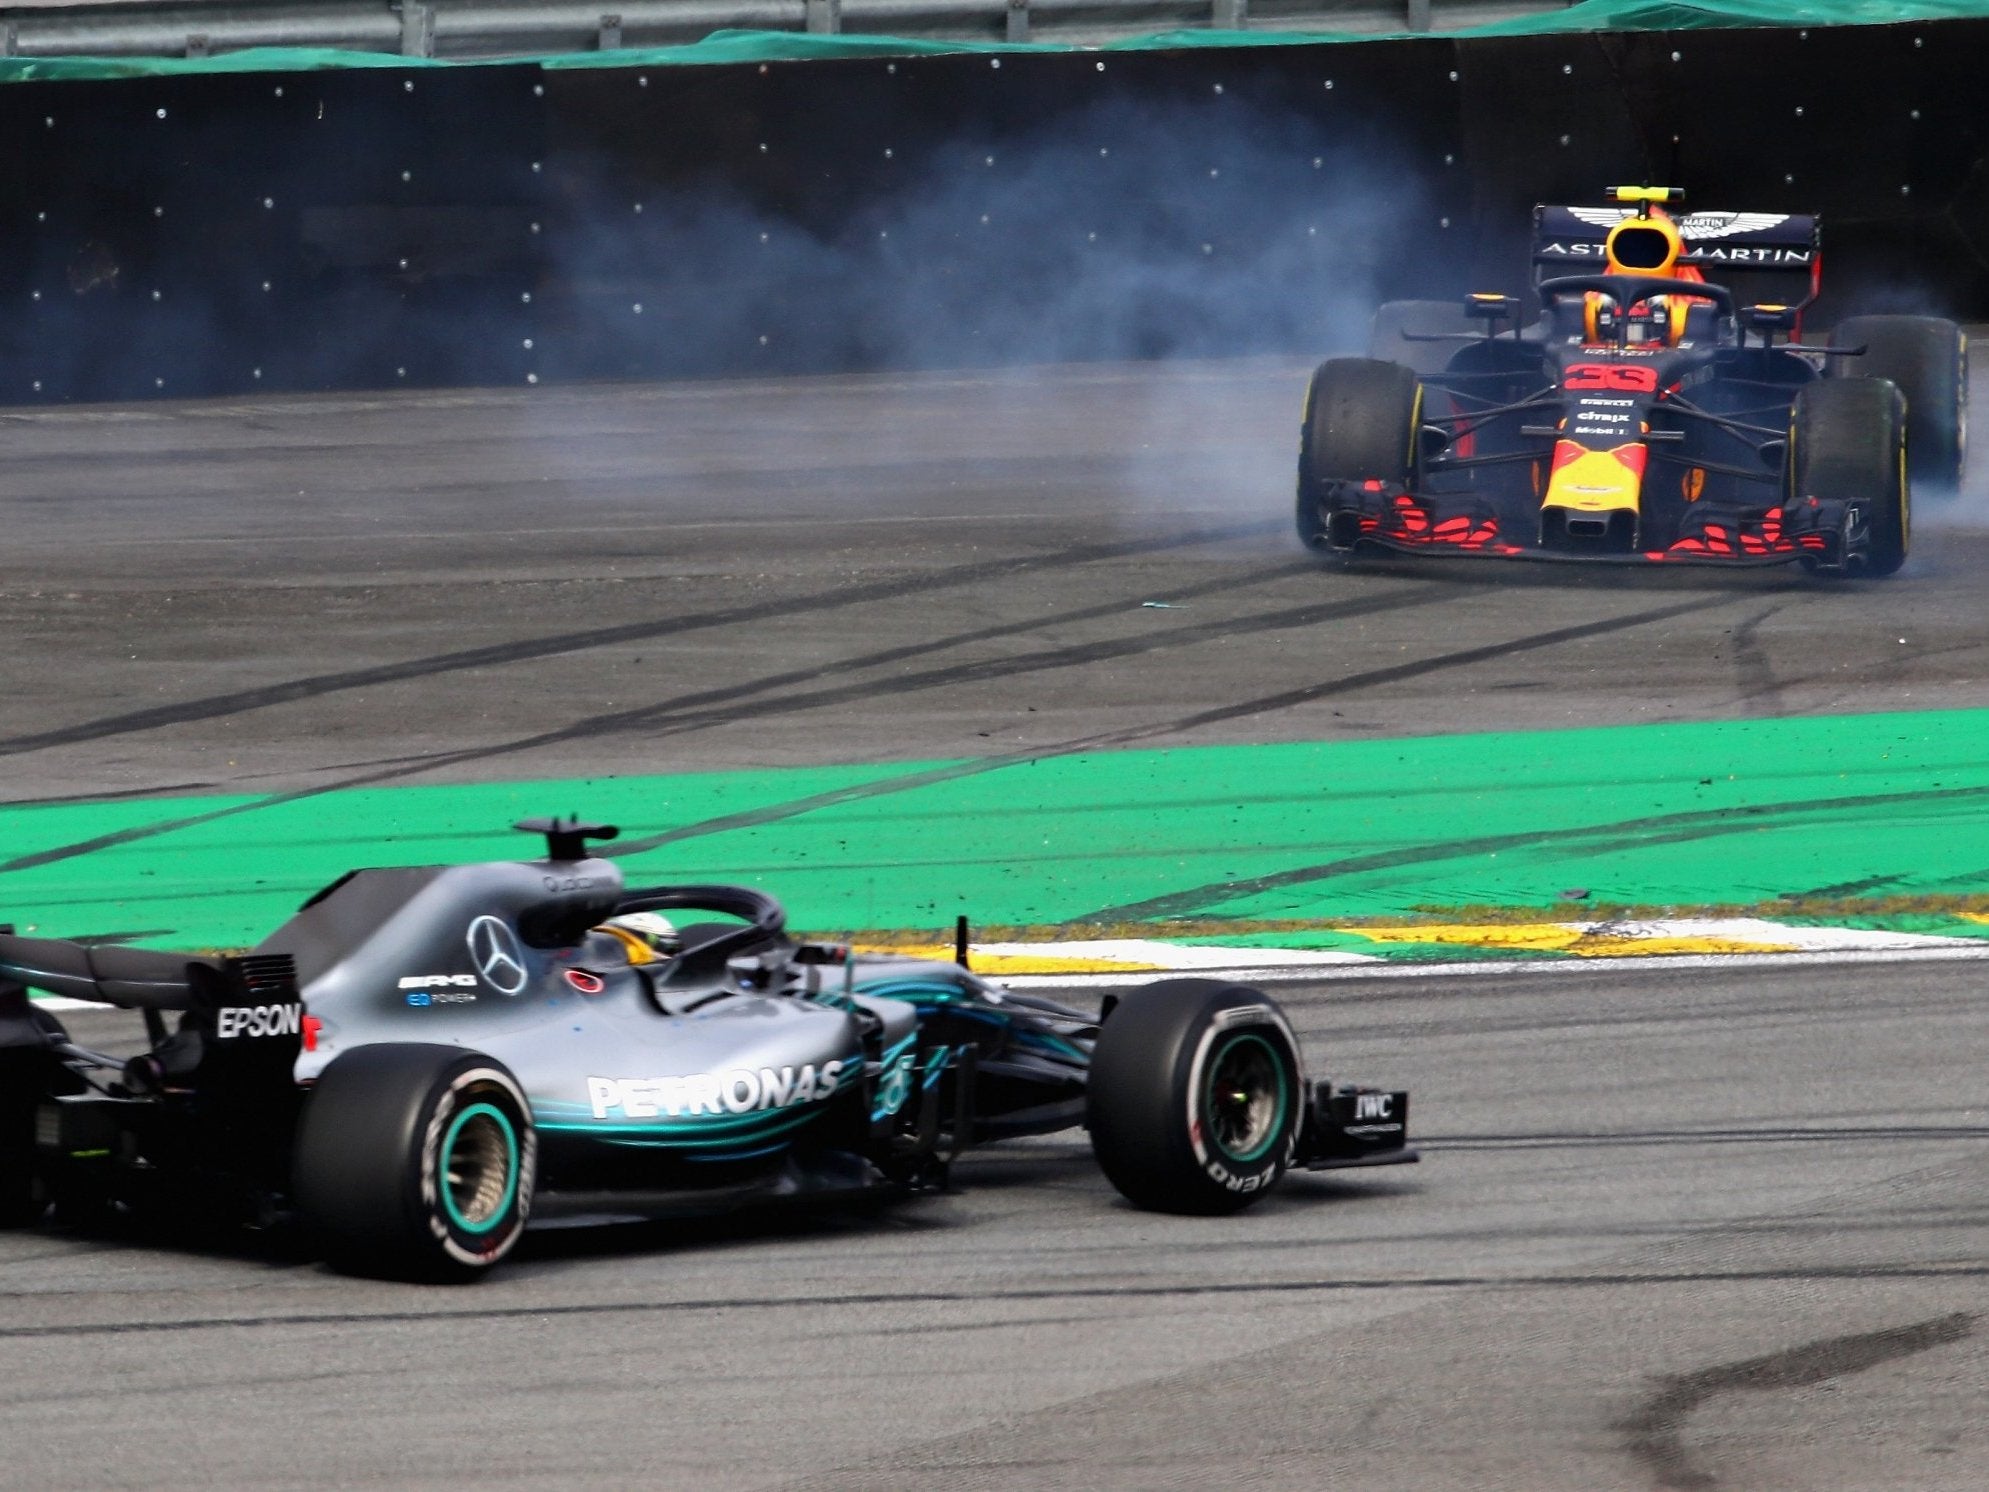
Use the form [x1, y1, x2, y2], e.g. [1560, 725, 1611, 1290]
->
[589, 1108, 822, 1150]
[921, 1045, 951, 1090]
[538, 1106, 814, 1137]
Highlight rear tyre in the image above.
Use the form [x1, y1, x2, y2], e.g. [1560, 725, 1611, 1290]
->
[1789, 377, 1909, 579]
[1086, 978, 1303, 1215]
[0, 1052, 47, 1228]
[1297, 358, 1421, 552]
[294, 1044, 535, 1281]
[1829, 315, 1966, 493]
[1367, 299, 1474, 377]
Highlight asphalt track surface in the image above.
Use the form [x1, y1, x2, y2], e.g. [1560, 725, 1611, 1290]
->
[4, 359, 1989, 1490]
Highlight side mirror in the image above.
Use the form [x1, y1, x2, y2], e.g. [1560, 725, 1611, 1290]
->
[1739, 303, 1799, 336]
[1465, 292, 1522, 324]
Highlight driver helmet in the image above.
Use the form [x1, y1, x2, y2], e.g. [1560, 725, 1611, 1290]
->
[597, 910, 681, 964]
[1587, 208, 1707, 345]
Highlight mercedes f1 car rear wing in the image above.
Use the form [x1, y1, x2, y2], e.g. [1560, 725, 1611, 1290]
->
[0, 928, 229, 1011]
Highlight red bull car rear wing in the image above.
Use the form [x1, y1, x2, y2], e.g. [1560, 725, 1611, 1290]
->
[1533, 204, 1822, 309]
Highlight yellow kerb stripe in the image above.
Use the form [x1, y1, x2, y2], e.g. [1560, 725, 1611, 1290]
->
[853, 944, 1166, 974]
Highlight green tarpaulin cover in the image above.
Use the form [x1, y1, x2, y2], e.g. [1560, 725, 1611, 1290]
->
[0, 0, 1983, 83]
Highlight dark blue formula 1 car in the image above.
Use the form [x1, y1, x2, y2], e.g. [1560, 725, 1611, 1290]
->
[0, 819, 1413, 1279]
[1299, 187, 1967, 575]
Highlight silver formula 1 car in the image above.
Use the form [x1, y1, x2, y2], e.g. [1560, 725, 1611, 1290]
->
[0, 819, 1413, 1279]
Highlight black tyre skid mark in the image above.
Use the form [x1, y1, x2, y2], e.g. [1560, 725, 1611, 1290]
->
[489, 585, 1453, 764]
[0, 517, 1286, 762]
[0, 585, 1455, 875]
[1, 1273, 1981, 1346]
[0, 552, 1333, 809]
[1080, 781, 1989, 924]
[1432, 1126, 1989, 1150]
[610, 591, 1760, 858]
[1618, 1312, 1975, 1490]
[2, 586, 1737, 877]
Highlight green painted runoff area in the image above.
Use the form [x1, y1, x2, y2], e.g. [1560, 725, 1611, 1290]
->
[0, 2, 1980, 84]
[4, 707, 1989, 953]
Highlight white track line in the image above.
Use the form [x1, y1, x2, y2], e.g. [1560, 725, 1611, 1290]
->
[999, 943, 1989, 987]
[31, 938, 1989, 1010]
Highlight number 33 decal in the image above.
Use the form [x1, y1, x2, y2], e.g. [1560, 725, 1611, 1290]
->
[1564, 363, 1659, 393]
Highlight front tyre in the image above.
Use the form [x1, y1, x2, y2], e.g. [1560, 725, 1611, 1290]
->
[293, 1045, 535, 1281]
[1297, 358, 1421, 553]
[1086, 978, 1303, 1215]
[1789, 377, 1909, 579]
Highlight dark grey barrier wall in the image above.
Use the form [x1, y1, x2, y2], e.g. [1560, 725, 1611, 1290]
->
[533, 41, 1465, 381]
[1, 22, 1984, 402]
[1, 64, 546, 400]
[1452, 25, 1989, 306]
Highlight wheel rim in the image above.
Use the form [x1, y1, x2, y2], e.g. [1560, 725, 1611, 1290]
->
[1203, 1034, 1289, 1165]
[441, 1102, 519, 1235]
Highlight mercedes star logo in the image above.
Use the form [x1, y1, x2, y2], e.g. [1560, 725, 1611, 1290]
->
[467, 915, 529, 996]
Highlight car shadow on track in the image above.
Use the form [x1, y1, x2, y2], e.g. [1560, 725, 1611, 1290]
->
[11, 1141, 1422, 1278]
[1304, 551, 1824, 595]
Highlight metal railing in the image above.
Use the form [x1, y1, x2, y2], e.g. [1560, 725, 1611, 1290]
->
[0, 0, 1570, 61]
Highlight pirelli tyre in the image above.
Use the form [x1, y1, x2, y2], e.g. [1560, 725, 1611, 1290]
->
[1086, 978, 1303, 1215]
[1829, 315, 1967, 493]
[1367, 299, 1475, 377]
[0, 1052, 47, 1228]
[294, 1044, 535, 1281]
[1789, 377, 1909, 579]
[1297, 358, 1421, 552]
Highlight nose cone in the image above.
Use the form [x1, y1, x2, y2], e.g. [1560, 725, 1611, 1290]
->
[1543, 439, 1648, 513]
[1541, 440, 1648, 551]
